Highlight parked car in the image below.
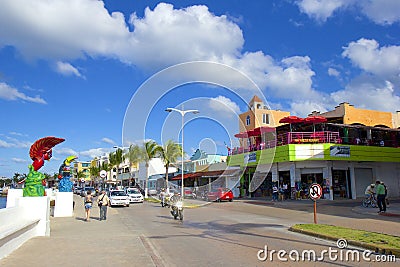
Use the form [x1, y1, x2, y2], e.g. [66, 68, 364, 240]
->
[109, 190, 130, 207]
[207, 188, 234, 202]
[81, 187, 96, 197]
[126, 188, 144, 203]
[184, 188, 196, 199]
[74, 187, 82, 195]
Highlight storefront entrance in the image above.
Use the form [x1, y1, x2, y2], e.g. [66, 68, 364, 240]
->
[332, 170, 351, 199]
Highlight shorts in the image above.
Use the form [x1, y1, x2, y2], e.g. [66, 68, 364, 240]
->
[85, 203, 92, 209]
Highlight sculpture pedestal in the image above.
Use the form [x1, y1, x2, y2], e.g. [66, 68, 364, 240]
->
[6, 189, 23, 208]
[54, 192, 73, 217]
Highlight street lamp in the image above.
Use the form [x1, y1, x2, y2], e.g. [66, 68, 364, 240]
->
[165, 106, 199, 199]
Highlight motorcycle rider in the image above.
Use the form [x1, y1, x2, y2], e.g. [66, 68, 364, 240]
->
[160, 188, 167, 207]
[169, 191, 183, 220]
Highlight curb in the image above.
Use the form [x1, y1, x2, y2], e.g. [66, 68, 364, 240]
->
[288, 227, 400, 257]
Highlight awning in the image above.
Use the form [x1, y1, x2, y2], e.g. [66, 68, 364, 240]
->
[170, 169, 241, 181]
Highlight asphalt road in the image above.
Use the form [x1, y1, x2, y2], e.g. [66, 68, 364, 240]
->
[116, 200, 398, 266]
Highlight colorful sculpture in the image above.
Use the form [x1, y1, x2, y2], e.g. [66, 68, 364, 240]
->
[23, 136, 65, 197]
[58, 155, 77, 192]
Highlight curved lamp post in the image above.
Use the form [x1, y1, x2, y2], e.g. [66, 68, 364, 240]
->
[165, 107, 199, 198]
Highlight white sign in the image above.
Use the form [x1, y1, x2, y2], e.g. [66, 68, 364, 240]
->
[330, 146, 350, 157]
[309, 183, 322, 200]
[100, 170, 107, 178]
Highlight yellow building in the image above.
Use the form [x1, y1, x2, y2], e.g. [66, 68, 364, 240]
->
[72, 161, 91, 184]
[311, 102, 394, 128]
[238, 95, 290, 148]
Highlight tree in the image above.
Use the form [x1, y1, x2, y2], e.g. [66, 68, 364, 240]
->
[160, 140, 183, 193]
[142, 140, 162, 198]
[109, 148, 124, 186]
[89, 165, 100, 186]
[125, 144, 144, 186]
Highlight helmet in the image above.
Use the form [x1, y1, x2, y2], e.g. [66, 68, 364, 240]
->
[370, 184, 375, 187]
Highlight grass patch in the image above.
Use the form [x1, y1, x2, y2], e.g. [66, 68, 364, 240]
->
[290, 224, 400, 255]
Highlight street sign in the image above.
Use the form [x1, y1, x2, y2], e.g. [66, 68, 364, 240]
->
[100, 170, 107, 178]
[309, 183, 322, 200]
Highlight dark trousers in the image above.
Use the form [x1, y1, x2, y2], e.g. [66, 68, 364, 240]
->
[377, 194, 386, 212]
[100, 205, 108, 220]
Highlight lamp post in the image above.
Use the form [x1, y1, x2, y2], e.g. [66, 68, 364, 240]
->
[165, 106, 199, 198]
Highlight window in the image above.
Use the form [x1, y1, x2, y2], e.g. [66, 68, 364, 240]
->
[262, 114, 269, 124]
[246, 115, 250, 126]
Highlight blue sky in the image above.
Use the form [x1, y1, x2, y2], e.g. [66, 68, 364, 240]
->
[0, 0, 399, 178]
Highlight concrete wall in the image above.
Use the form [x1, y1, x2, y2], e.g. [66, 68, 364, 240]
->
[0, 195, 50, 260]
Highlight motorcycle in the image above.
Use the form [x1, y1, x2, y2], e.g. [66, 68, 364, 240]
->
[170, 199, 184, 220]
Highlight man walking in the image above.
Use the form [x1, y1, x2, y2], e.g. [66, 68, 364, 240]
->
[375, 180, 386, 213]
[97, 190, 110, 221]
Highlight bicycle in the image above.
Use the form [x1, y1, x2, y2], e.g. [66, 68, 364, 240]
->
[362, 194, 377, 208]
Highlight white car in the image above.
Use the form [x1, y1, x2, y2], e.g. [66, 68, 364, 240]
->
[109, 190, 130, 207]
[126, 188, 144, 203]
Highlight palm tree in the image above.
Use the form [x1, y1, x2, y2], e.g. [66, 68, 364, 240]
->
[89, 166, 99, 186]
[125, 144, 144, 186]
[109, 148, 124, 187]
[160, 140, 183, 193]
[142, 140, 162, 198]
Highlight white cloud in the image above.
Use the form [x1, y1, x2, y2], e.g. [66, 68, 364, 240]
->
[55, 61, 85, 78]
[80, 148, 112, 159]
[331, 78, 400, 112]
[56, 147, 79, 157]
[296, 0, 349, 22]
[101, 138, 116, 145]
[296, 0, 400, 25]
[0, 139, 12, 148]
[0, 82, 47, 104]
[208, 96, 241, 117]
[12, 158, 28, 164]
[342, 38, 400, 79]
[290, 100, 329, 117]
[360, 0, 400, 25]
[328, 67, 340, 77]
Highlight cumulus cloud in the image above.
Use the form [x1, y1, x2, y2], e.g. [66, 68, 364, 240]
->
[331, 78, 400, 112]
[55, 61, 85, 78]
[296, 0, 400, 25]
[296, 0, 349, 22]
[328, 67, 340, 77]
[101, 138, 116, 145]
[208, 96, 241, 117]
[361, 0, 400, 25]
[80, 148, 112, 159]
[342, 38, 400, 79]
[0, 82, 47, 104]
[56, 147, 79, 157]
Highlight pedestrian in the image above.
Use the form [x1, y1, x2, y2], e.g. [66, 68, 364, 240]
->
[282, 182, 288, 200]
[84, 190, 93, 222]
[272, 183, 278, 201]
[381, 182, 389, 206]
[375, 180, 386, 213]
[97, 190, 110, 221]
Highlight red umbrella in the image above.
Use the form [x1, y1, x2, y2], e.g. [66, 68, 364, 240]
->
[279, 116, 304, 131]
[234, 132, 249, 138]
[304, 116, 327, 132]
[304, 116, 327, 124]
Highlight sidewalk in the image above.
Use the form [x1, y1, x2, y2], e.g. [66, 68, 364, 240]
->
[0, 195, 157, 267]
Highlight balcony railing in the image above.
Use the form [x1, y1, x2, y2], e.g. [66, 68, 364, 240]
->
[230, 131, 340, 155]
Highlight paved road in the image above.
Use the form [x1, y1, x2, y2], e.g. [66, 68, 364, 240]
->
[1, 195, 399, 266]
[118, 199, 399, 266]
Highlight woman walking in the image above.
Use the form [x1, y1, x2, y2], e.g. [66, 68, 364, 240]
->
[84, 190, 93, 221]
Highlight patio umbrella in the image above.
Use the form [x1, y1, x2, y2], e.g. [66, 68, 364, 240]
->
[234, 132, 249, 138]
[304, 116, 327, 132]
[279, 116, 304, 132]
